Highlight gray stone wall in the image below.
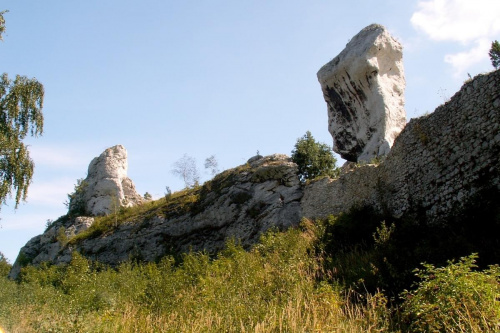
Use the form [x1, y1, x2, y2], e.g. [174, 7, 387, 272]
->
[303, 69, 500, 223]
[302, 165, 379, 218]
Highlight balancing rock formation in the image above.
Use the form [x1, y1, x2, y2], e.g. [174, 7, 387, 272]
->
[9, 23, 500, 280]
[69, 145, 143, 216]
[304, 69, 500, 222]
[317, 24, 406, 162]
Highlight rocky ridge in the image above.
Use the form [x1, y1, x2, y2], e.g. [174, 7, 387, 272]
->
[10, 154, 303, 276]
[9, 24, 500, 278]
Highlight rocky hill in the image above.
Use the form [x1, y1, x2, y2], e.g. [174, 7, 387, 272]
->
[9, 24, 500, 278]
[9, 154, 303, 277]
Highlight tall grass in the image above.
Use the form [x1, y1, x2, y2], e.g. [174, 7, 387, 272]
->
[1, 219, 499, 332]
[1, 222, 394, 332]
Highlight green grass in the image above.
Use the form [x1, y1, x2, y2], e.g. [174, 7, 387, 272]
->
[0, 222, 379, 332]
[3, 165, 500, 331]
[2, 219, 499, 332]
[68, 163, 256, 246]
[69, 187, 201, 245]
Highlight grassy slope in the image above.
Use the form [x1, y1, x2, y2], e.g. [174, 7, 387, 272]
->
[1, 211, 500, 332]
[1, 170, 500, 331]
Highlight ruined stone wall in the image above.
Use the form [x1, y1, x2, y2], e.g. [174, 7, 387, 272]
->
[303, 69, 500, 222]
[302, 165, 379, 218]
[381, 70, 500, 221]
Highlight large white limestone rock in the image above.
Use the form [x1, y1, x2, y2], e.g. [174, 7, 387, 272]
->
[69, 145, 143, 216]
[317, 24, 406, 162]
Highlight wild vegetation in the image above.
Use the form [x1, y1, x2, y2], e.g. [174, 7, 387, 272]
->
[2, 186, 500, 332]
[490, 40, 500, 69]
[0, 10, 45, 212]
[291, 131, 339, 182]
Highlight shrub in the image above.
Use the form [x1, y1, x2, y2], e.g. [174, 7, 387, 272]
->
[67, 178, 88, 216]
[400, 254, 500, 332]
[291, 131, 339, 182]
[0, 251, 11, 277]
[490, 40, 500, 69]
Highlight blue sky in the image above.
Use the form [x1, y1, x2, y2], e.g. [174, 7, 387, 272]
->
[1, 0, 498, 263]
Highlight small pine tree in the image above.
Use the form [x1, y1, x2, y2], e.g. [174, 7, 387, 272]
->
[291, 131, 339, 182]
[489, 40, 500, 69]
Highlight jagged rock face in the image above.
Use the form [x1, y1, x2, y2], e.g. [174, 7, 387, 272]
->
[10, 154, 303, 276]
[69, 145, 143, 216]
[317, 24, 406, 162]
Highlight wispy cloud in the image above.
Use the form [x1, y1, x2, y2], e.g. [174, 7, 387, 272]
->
[25, 177, 76, 207]
[0, 212, 49, 231]
[411, 0, 500, 76]
[444, 39, 492, 76]
[29, 144, 92, 169]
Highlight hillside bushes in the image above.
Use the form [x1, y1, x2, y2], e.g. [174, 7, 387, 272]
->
[0, 223, 386, 332]
[401, 254, 500, 332]
[1, 219, 499, 332]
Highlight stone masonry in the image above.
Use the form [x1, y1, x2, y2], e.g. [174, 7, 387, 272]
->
[303, 69, 500, 223]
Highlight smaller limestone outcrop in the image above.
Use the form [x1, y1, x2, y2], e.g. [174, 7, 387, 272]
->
[9, 154, 303, 278]
[69, 145, 143, 216]
[317, 24, 406, 162]
[9, 145, 143, 279]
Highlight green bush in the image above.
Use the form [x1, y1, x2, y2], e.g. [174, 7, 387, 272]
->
[318, 187, 500, 297]
[291, 131, 339, 182]
[67, 178, 89, 216]
[0, 251, 11, 277]
[490, 40, 500, 69]
[401, 254, 500, 332]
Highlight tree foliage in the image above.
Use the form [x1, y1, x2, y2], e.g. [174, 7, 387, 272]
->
[0, 251, 11, 277]
[204, 154, 219, 176]
[401, 254, 500, 332]
[490, 40, 500, 69]
[66, 178, 87, 216]
[291, 131, 339, 182]
[171, 154, 199, 188]
[0, 10, 6, 40]
[0, 11, 45, 210]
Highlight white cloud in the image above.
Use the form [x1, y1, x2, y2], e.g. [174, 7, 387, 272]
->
[444, 38, 492, 76]
[411, 0, 500, 75]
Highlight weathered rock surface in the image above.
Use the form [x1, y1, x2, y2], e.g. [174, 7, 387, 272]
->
[317, 24, 406, 162]
[10, 154, 303, 276]
[10, 53, 499, 280]
[69, 145, 143, 216]
[304, 69, 500, 222]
